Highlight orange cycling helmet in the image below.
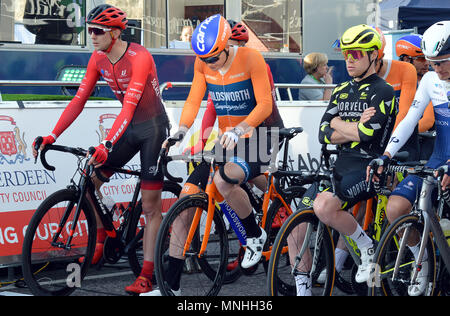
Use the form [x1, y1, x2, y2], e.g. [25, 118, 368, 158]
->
[228, 20, 249, 43]
[86, 4, 128, 30]
[373, 26, 386, 60]
[192, 14, 231, 58]
[395, 34, 424, 58]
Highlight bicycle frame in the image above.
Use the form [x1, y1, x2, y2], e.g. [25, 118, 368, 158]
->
[52, 158, 142, 251]
[182, 162, 294, 260]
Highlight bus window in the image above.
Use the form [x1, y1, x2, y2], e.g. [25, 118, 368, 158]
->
[168, 0, 225, 50]
[2, 0, 86, 46]
[242, 0, 301, 53]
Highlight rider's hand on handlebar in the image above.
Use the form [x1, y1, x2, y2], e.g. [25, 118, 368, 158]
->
[436, 160, 450, 191]
[220, 127, 243, 151]
[32, 135, 56, 158]
[162, 127, 188, 150]
[366, 154, 391, 183]
[88, 143, 108, 166]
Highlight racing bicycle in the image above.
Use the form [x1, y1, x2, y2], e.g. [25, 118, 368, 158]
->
[21, 139, 181, 296]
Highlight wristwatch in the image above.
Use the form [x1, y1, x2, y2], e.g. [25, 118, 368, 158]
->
[101, 140, 113, 152]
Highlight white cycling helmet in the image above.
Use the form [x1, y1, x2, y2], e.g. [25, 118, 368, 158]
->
[421, 21, 450, 58]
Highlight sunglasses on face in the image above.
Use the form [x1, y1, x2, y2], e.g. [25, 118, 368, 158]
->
[426, 56, 450, 67]
[342, 49, 373, 61]
[200, 50, 223, 64]
[410, 56, 426, 62]
[88, 27, 112, 36]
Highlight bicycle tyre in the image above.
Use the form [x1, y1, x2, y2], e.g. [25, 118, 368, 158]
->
[127, 180, 182, 277]
[267, 208, 335, 296]
[22, 188, 97, 296]
[262, 186, 306, 284]
[154, 192, 228, 296]
[368, 213, 437, 296]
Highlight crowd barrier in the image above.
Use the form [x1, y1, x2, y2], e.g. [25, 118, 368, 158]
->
[0, 81, 328, 267]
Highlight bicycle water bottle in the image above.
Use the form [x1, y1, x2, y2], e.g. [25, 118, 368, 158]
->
[440, 218, 450, 247]
[217, 198, 247, 245]
[102, 196, 120, 221]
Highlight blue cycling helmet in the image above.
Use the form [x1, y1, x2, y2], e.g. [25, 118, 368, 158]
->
[191, 14, 231, 57]
[396, 34, 423, 58]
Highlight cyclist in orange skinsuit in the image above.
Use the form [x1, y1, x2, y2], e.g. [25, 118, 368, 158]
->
[151, 15, 273, 296]
[374, 27, 422, 161]
[178, 16, 272, 270]
[396, 34, 435, 160]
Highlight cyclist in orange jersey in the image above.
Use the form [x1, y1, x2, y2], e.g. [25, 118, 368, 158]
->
[396, 34, 435, 160]
[182, 20, 283, 193]
[373, 27, 421, 161]
[149, 15, 274, 296]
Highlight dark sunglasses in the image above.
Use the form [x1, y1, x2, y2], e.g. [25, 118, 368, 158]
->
[88, 27, 111, 36]
[200, 50, 224, 64]
[410, 56, 426, 62]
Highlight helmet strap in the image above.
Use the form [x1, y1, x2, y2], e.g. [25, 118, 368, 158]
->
[355, 51, 376, 80]
[104, 31, 117, 53]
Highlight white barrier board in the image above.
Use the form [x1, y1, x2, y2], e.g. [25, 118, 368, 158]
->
[0, 100, 327, 265]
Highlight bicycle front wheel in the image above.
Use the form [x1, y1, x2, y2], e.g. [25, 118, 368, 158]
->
[154, 193, 228, 296]
[21, 188, 97, 296]
[267, 208, 335, 296]
[369, 214, 437, 296]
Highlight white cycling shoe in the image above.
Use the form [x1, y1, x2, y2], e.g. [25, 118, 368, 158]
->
[408, 261, 429, 296]
[295, 274, 312, 296]
[241, 229, 267, 269]
[140, 287, 181, 296]
[355, 245, 375, 283]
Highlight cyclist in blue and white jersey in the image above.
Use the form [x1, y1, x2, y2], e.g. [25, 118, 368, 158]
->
[369, 21, 450, 296]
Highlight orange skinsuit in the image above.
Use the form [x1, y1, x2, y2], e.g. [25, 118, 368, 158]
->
[179, 46, 272, 133]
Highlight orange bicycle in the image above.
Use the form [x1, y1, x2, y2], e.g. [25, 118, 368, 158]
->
[153, 127, 307, 296]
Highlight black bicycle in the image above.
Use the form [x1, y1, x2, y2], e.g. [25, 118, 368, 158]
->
[21, 140, 181, 296]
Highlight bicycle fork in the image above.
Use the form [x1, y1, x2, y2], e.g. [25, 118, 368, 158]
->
[52, 167, 92, 250]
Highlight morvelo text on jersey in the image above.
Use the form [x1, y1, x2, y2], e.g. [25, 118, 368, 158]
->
[385, 71, 450, 167]
[51, 42, 166, 145]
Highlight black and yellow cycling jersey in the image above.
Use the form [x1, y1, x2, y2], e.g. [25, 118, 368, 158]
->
[319, 73, 397, 159]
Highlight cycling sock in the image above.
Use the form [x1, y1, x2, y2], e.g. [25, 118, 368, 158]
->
[140, 260, 154, 280]
[166, 256, 184, 291]
[97, 228, 107, 243]
[347, 224, 373, 250]
[408, 243, 428, 262]
[335, 248, 349, 272]
[240, 213, 262, 238]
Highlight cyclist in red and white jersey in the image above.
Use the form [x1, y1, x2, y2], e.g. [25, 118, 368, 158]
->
[32, 4, 170, 295]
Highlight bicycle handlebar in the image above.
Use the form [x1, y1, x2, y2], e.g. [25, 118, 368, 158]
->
[157, 146, 184, 184]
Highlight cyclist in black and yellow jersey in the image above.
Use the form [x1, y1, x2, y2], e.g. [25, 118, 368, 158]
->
[313, 24, 397, 290]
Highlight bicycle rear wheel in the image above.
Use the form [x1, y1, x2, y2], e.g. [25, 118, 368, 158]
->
[267, 208, 335, 296]
[154, 193, 228, 296]
[21, 188, 97, 296]
[369, 214, 437, 296]
[127, 180, 181, 277]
